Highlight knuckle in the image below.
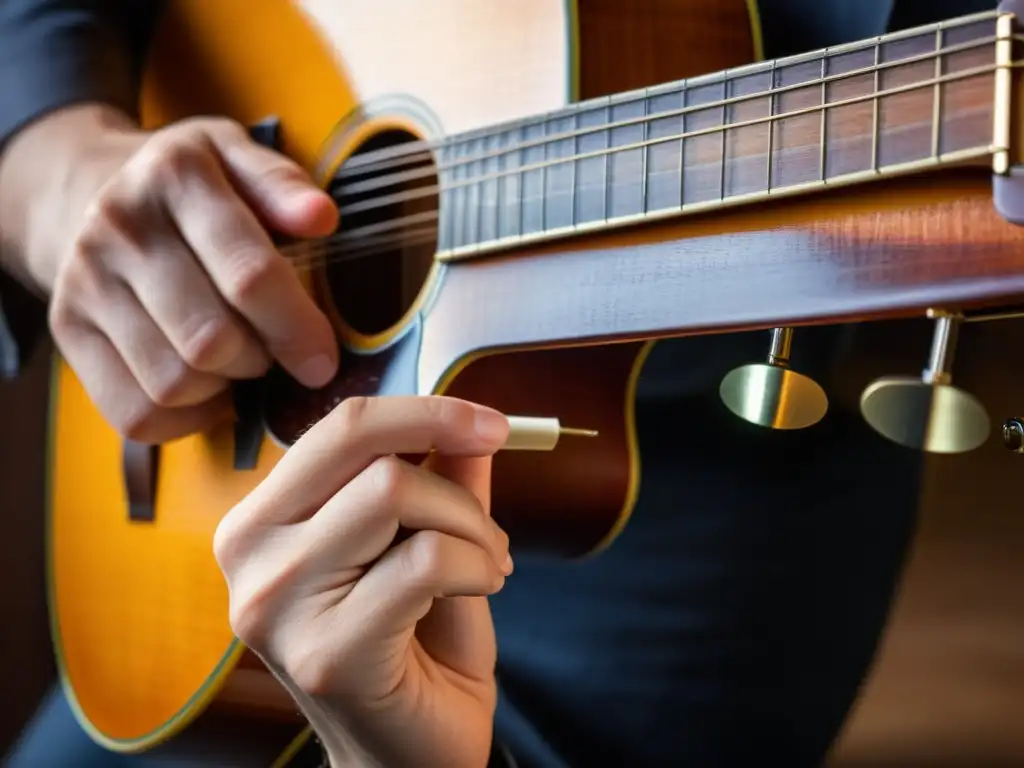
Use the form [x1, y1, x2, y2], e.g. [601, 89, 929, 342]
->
[425, 396, 475, 432]
[111, 391, 182, 443]
[118, 405, 161, 443]
[221, 252, 277, 305]
[78, 196, 122, 248]
[331, 396, 371, 431]
[212, 511, 245, 572]
[178, 315, 236, 369]
[402, 531, 447, 589]
[226, 588, 271, 651]
[215, 511, 305, 653]
[46, 294, 78, 338]
[61, 247, 107, 305]
[191, 115, 245, 139]
[284, 646, 335, 697]
[137, 134, 213, 187]
[258, 162, 306, 190]
[145, 359, 194, 408]
[224, 572, 282, 653]
[366, 455, 409, 507]
[214, 518, 266, 646]
[69, 199, 125, 277]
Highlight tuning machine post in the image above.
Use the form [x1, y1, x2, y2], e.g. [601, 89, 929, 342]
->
[1003, 418, 1024, 453]
[719, 326, 830, 430]
[860, 309, 990, 454]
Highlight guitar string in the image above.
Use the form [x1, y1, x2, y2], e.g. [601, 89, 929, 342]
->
[329, 59, 1009, 217]
[291, 229, 442, 275]
[334, 30, 1009, 184]
[279, 57, 1017, 271]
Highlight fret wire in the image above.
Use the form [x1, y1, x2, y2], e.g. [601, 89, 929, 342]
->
[719, 76, 728, 200]
[449, 145, 459, 250]
[494, 131, 503, 240]
[517, 126, 525, 241]
[767, 60, 777, 192]
[932, 26, 944, 158]
[452, 139, 460, 247]
[569, 110, 578, 228]
[679, 81, 688, 207]
[457, 142, 466, 246]
[464, 139, 475, 247]
[447, 142, 458, 249]
[427, 60, 1001, 197]
[819, 51, 828, 181]
[871, 38, 881, 173]
[474, 138, 483, 245]
[470, 139, 480, 245]
[640, 93, 650, 214]
[603, 102, 612, 222]
[438, 146, 448, 250]
[679, 81, 688, 208]
[540, 120, 548, 233]
[431, 32, 1002, 176]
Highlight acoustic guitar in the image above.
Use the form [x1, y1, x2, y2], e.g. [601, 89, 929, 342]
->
[46, 0, 1024, 764]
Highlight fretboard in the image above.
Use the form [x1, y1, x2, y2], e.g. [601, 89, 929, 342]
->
[434, 9, 1004, 260]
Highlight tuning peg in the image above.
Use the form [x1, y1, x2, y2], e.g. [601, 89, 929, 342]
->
[719, 327, 829, 430]
[860, 310, 990, 454]
[1002, 418, 1024, 453]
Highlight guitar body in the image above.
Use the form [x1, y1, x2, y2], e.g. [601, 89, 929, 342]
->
[47, 0, 761, 763]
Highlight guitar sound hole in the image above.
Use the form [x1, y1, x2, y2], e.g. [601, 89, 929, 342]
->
[321, 129, 439, 337]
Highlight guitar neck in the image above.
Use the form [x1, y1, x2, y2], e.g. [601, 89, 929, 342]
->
[433, 9, 1009, 261]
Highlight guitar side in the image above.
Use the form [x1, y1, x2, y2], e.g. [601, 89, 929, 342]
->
[44, 0, 759, 763]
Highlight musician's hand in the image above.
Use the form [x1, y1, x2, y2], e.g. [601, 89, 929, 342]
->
[3, 105, 339, 443]
[213, 396, 512, 768]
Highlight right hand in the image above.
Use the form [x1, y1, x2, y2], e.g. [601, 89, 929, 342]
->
[46, 114, 340, 443]
[213, 395, 513, 768]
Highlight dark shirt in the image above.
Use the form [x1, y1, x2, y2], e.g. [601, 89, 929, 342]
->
[0, 1, 996, 767]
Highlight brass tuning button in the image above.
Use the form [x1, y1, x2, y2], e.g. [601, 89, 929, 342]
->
[719, 327, 829, 430]
[1003, 418, 1024, 453]
[860, 310, 990, 454]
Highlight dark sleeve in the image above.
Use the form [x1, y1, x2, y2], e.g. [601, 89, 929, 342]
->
[0, 0, 163, 148]
[0, 0, 163, 378]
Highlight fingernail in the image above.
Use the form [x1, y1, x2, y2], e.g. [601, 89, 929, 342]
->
[474, 407, 509, 443]
[296, 354, 336, 388]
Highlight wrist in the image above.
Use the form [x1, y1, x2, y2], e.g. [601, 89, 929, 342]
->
[0, 103, 142, 293]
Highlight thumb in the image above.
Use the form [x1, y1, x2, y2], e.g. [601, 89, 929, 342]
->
[207, 123, 339, 239]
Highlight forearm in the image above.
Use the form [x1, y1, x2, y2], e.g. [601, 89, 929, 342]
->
[0, 103, 139, 292]
[0, 0, 162, 292]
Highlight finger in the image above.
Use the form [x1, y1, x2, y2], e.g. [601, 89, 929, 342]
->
[159, 141, 338, 389]
[426, 451, 494, 518]
[54, 315, 233, 443]
[299, 456, 509, 571]
[247, 396, 510, 524]
[113, 219, 271, 380]
[415, 454, 503, 680]
[75, 269, 229, 409]
[204, 122, 339, 238]
[342, 530, 507, 653]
